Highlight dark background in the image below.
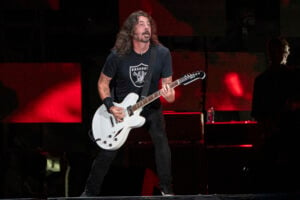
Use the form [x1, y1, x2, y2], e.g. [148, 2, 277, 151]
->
[0, 0, 300, 198]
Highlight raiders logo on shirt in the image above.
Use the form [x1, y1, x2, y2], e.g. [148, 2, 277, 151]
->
[129, 63, 149, 88]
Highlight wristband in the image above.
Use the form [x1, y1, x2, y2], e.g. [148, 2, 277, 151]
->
[103, 97, 114, 111]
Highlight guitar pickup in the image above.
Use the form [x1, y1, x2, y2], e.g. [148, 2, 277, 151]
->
[127, 106, 133, 116]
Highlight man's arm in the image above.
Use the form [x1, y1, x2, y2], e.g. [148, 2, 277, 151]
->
[98, 72, 125, 121]
[98, 72, 112, 100]
[161, 76, 175, 103]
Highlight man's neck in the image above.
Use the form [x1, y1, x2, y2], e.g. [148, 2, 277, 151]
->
[133, 41, 150, 55]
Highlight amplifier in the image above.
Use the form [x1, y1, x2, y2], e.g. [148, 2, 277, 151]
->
[204, 121, 259, 147]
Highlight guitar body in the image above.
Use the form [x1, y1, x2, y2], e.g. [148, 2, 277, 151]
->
[92, 93, 145, 150]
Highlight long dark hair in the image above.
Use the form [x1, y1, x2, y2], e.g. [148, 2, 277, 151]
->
[267, 36, 289, 63]
[112, 10, 160, 56]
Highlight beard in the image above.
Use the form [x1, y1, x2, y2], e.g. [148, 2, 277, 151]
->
[133, 31, 151, 43]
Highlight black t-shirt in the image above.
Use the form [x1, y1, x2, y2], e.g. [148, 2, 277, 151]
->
[251, 65, 297, 121]
[251, 65, 300, 141]
[102, 44, 172, 108]
[251, 65, 289, 121]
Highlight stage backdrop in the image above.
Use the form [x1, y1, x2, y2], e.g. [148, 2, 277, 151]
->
[0, 63, 82, 123]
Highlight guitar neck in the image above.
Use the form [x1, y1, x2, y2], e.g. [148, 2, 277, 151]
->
[131, 79, 180, 112]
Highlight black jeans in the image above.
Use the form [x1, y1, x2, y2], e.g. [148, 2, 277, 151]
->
[83, 107, 172, 196]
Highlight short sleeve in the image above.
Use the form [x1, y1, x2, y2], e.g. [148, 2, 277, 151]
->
[160, 47, 173, 78]
[101, 51, 119, 78]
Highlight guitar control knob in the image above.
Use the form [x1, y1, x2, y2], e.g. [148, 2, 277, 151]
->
[103, 141, 107, 144]
[108, 135, 112, 138]
[109, 144, 112, 147]
[114, 138, 118, 141]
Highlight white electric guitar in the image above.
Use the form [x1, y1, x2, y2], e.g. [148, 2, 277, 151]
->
[91, 70, 206, 150]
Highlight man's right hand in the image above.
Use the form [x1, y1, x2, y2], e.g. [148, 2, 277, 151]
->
[109, 106, 125, 122]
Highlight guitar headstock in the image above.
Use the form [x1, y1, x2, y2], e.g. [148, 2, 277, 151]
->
[179, 70, 206, 85]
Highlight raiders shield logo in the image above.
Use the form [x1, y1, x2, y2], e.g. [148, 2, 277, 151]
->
[129, 63, 149, 88]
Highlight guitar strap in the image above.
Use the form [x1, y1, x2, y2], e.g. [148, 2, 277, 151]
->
[140, 45, 156, 100]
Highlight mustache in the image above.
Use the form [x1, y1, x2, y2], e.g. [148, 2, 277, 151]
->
[143, 31, 150, 35]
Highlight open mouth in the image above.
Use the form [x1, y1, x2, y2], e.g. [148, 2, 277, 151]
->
[143, 31, 150, 36]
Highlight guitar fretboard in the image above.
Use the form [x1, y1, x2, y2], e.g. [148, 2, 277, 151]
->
[131, 80, 180, 112]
